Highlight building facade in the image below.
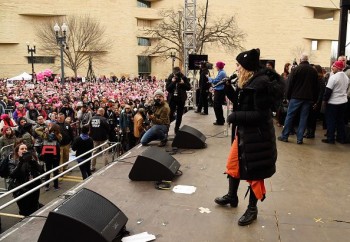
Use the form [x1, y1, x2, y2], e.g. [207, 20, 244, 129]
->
[0, 0, 342, 79]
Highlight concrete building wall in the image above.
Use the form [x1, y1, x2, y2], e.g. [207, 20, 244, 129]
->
[0, 0, 340, 79]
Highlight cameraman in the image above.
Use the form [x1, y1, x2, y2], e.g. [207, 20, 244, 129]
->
[195, 62, 211, 115]
[208, 61, 227, 125]
[166, 67, 191, 134]
[141, 90, 170, 147]
[119, 105, 135, 151]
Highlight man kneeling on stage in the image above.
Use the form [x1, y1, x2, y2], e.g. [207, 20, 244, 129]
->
[141, 90, 170, 147]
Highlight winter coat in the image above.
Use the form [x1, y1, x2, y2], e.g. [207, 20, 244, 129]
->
[166, 73, 191, 104]
[71, 135, 94, 161]
[89, 115, 110, 141]
[225, 69, 277, 180]
[286, 61, 319, 102]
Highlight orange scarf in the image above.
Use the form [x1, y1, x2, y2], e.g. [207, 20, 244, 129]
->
[225, 135, 266, 201]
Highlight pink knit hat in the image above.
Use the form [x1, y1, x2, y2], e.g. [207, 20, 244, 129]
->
[216, 61, 225, 70]
[333, 60, 344, 70]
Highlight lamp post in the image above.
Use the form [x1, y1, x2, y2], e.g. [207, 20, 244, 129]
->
[26, 42, 36, 81]
[53, 23, 68, 85]
[170, 52, 176, 70]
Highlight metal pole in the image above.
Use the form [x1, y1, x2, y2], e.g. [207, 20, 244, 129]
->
[338, 0, 350, 56]
[60, 41, 65, 85]
[31, 51, 35, 79]
[27, 44, 35, 81]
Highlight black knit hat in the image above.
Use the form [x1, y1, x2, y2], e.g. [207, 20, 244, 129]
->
[236, 48, 260, 71]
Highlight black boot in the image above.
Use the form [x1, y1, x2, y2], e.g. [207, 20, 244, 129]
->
[238, 187, 258, 226]
[214, 176, 240, 207]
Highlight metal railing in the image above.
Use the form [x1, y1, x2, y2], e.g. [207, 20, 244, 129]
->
[0, 141, 121, 211]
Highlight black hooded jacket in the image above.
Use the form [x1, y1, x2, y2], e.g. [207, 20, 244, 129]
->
[225, 68, 278, 180]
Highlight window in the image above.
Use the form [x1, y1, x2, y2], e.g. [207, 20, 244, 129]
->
[137, 19, 152, 28]
[311, 40, 318, 51]
[27, 56, 55, 64]
[137, 0, 151, 8]
[314, 8, 334, 20]
[138, 56, 151, 74]
[137, 37, 151, 46]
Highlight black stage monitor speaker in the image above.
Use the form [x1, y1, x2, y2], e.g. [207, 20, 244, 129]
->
[172, 125, 206, 149]
[188, 54, 208, 70]
[129, 147, 181, 181]
[38, 188, 128, 242]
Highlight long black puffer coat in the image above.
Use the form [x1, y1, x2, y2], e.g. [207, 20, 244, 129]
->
[225, 68, 277, 180]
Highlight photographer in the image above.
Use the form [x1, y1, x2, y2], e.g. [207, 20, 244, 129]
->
[208, 61, 227, 125]
[195, 62, 211, 115]
[119, 105, 135, 151]
[166, 67, 191, 134]
[140, 90, 170, 147]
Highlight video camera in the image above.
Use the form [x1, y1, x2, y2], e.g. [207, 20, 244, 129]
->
[195, 60, 213, 70]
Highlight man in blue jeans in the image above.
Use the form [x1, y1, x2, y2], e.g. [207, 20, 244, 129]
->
[278, 54, 319, 144]
[141, 90, 170, 147]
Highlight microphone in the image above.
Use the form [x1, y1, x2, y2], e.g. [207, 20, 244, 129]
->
[212, 73, 238, 88]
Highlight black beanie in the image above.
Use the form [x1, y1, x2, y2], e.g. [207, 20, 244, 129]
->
[236, 48, 260, 71]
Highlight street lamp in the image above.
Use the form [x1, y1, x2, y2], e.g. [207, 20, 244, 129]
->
[26, 42, 36, 82]
[170, 52, 176, 70]
[54, 23, 68, 85]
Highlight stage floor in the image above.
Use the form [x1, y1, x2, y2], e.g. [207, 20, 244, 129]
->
[1, 108, 349, 242]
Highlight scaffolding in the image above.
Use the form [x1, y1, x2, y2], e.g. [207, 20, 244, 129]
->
[183, 0, 197, 108]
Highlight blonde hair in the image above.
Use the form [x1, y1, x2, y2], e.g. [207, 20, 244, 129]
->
[237, 68, 254, 88]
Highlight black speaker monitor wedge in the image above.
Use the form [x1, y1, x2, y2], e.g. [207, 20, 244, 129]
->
[129, 147, 180, 181]
[38, 188, 128, 242]
[172, 125, 206, 149]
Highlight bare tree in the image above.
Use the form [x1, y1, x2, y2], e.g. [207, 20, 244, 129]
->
[36, 15, 112, 78]
[290, 45, 315, 64]
[141, 6, 245, 66]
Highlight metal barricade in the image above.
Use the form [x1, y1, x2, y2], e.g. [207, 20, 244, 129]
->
[0, 141, 119, 212]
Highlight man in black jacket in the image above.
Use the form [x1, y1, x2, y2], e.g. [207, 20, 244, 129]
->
[57, 113, 74, 172]
[90, 108, 110, 172]
[278, 54, 319, 144]
[166, 67, 191, 134]
[195, 62, 211, 115]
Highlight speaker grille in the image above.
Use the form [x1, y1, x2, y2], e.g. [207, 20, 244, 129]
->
[54, 189, 117, 232]
[129, 147, 181, 181]
[172, 125, 206, 149]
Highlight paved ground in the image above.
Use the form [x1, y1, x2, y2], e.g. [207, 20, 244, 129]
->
[0, 108, 349, 242]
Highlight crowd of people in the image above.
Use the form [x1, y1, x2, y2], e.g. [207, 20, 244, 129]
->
[0, 76, 174, 215]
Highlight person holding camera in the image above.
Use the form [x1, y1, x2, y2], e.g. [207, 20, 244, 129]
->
[195, 62, 211, 115]
[8, 143, 43, 216]
[208, 61, 227, 125]
[140, 90, 170, 147]
[166, 67, 191, 134]
[120, 105, 135, 151]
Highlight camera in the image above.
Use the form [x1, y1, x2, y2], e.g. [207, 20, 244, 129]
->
[144, 103, 154, 115]
[195, 61, 213, 70]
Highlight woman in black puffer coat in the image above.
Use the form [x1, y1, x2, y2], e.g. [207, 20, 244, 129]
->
[215, 49, 279, 226]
